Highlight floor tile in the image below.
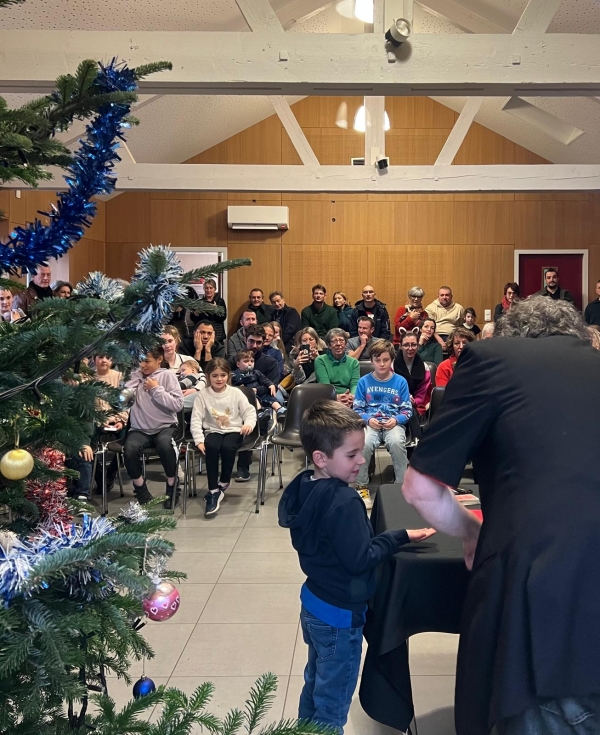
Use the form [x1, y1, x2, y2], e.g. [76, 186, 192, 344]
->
[233, 526, 295, 553]
[411, 675, 456, 735]
[219, 551, 305, 584]
[169, 552, 229, 583]
[176, 508, 251, 528]
[200, 583, 300, 624]
[129, 623, 195, 678]
[409, 632, 459, 676]
[172, 623, 298, 677]
[244, 504, 283, 527]
[146, 583, 214, 625]
[165, 526, 243, 552]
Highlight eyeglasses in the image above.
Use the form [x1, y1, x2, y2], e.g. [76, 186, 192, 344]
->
[330, 339, 346, 345]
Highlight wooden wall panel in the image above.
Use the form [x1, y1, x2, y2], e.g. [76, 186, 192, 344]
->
[227, 241, 282, 330]
[514, 200, 590, 248]
[454, 202, 514, 245]
[386, 130, 453, 165]
[106, 193, 150, 243]
[368, 201, 454, 245]
[70, 237, 105, 286]
[386, 97, 456, 129]
[226, 116, 282, 165]
[105, 243, 144, 280]
[454, 123, 515, 165]
[452, 244, 514, 316]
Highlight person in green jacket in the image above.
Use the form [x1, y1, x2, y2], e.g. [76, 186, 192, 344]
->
[301, 284, 339, 338]
[314, 328, 360, 407]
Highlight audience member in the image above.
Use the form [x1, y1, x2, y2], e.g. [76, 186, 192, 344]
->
[188, 320, 226, 370]
[435, 327, 475, 387]
[333, 291, 354, 333]
[290, 327, 326, 386]
[227, 309, 258, 359]
[190, 278, 227, 342]
[481, 321, 495, 339]
[349, 284, 391, 340]
[425, 286, 465, 343]
[403, 296, 600, 735]
[232, 349, 285, 417]
[584, 279, 600, 326]
[123, 345, 184, 508]
[314, 328, 360, 406]
[463, 308, 481, 338]
[278, 400, 434, 735]
[178, 358, 206, 410]
[191, 358, 256, 517]
[93, 352, 127, 494]
[13, 265, 53, 315]
[535, 268, 574, 303]
[301, 284, 339, 338]
[0, 287, 26, 322]
[168, 285, 197, 340]
[346, 316, 378, 360]
[417, 318, 443, 365]
[65, 442, 94, 501]
[269, 321, 289, 368]
[161, 325, 192, 371]
[353, 340, 412, 509]
[247, 288, 274, 324]
[53, 281, 73, 299]
[393, 330, 433, 420]
[393, 287, 429, 345]
[269, 291, 301, 352]
[261, 322, 284, 380]
[493, 282, 520, 321]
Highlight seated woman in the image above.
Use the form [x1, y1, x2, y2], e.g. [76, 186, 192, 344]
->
[53, 281, 73, 299]
[417, 318, 444, 366]
[162, 325, 192, 371]
[289, 327, 326, 385]
[393, 286, 429, 345]
[314, 328, 360, 406]
[333, 291, 354, 333]
[435, 328, 475, 387]
[190, 278, 227, 343]
[393, 329, 433, 420]
[494, 282, 520, 322]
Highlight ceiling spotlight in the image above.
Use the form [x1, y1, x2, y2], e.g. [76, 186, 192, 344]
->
[353, 105, 391, 133]
[385, 18, 412, 47]
[354, 0, 373, 24]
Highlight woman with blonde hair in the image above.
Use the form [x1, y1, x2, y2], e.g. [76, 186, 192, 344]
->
[333, 291, 354, 333]
[161, 325, 193, 372]
[290, 327, 326, 385]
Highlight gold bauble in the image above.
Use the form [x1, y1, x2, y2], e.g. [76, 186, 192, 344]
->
[0, 448, 34, 480]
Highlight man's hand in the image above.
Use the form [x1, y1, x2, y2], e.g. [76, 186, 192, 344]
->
[193, 331, 203, 350]
[197, 442, 205, 454]
[338, 391, 353, 407]
[144, 377, 159, 391]
[79, 445, 94, 462]
[368, 418, 382, 430]
[240, 424, 253, 436]
[381, 417, 397, 430]
[463, 523, 481, 570]
[206, 334, 215, 352]
[360, 333, 369, 346]
[269, 385, 277, 396]
[407, 528, 437, 543]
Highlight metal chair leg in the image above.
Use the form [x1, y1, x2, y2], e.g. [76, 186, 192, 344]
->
[277, 444, 283, 489]
[116, 454, 124, 497]
[90, 454, 98, 496]
[192, 449, 197, 496]
[182, 443, 189, 516]
[256, 440, 268, 513]
[100, 447, 108, 517]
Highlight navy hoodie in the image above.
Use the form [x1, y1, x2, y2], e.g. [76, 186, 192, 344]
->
[279, 470, 409, 626]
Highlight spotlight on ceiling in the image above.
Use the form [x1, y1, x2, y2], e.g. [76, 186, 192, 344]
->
[353, 105, 391, 133]
[354, 0, 373, 23]
[385, 18, 412, 47]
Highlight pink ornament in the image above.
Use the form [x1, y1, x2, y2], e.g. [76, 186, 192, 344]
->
[143, 581, 181, 621]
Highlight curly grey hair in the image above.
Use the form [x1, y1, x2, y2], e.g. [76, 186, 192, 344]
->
[494, 295, 590, 341]
[325, 327, 349, 346]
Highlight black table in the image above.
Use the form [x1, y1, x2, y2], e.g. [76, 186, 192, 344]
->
[359, 484, 475, 731]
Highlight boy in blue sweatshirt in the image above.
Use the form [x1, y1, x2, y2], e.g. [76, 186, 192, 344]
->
[353, 339, 412, 510]
[278, 400, 434, 734]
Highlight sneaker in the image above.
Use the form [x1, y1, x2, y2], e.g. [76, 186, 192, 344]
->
[204, 489, 224, 516]
[76, 494, 90, 502]
[163, 481, 180, 510]
[235, 468, 251, 483]
[356, 485, 373, 510]
[276, 406, 287, 418]
[133, 482, 153, 505]
[218, 482, 230, 492]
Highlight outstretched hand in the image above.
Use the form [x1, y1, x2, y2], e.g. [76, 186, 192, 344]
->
[407, 528, 437, 543]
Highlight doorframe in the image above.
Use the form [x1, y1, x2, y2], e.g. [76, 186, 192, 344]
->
[171, 246, 228, 305]
[514, 249, 589, 306]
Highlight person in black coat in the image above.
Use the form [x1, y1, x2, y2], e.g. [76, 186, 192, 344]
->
[584, 279, 600, 326]
[190, 278, 227, 343]
[247, 288, 274, 325]
[402, 295, 600, 735]
[269, 290, 301, 352]
[348, 285, 391, 339]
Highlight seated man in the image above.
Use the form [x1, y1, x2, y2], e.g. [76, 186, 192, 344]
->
[269, 290, 301, 353]
[314, 328, 360, 407]
[348, 284, 391, 340]
[247, 287, 274, 324]
[13, 265, 53, 317]
[301, 284, 339, 339]
[262, 322, 284, 380]
[425, 286, 465, 344]
[353, 340, 411, 510]
[346, 316, 377, 360]
[186, 320, 226, 370]
[227, 309, 258, 360]
[0, 287, 26, 322]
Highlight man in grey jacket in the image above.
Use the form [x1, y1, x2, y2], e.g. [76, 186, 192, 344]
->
[227, 310, 258, 359]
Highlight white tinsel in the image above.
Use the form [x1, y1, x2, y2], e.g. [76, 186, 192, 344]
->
[76, 272, 125, 302]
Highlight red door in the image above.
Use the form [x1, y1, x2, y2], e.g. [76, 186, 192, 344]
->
[518, 253, 583, 311]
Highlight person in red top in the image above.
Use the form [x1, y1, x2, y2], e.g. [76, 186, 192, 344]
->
[393, 287, 429, 345]
[435, 327, 475, 387]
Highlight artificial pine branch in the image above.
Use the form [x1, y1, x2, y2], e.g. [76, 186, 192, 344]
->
[244, 673, 277, 733]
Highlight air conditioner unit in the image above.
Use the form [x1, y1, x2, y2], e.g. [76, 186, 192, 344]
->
[227, 205, 289, 231]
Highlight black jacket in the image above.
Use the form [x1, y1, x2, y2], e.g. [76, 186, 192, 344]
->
[272, 305, 301, 351]
[534, 286, 574, 304]
[348, 299, 391, 339]
[247, 302, 274, 325]
[584, 298, 600, 326]
[229, 349, 279, 384]
[279, 471, 408, 617]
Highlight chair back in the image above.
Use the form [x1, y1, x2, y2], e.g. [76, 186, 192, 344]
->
[175, 409, 187, 444]
[237, 385, 257, 406]
[429, 386, 445, 422]
[359, 361, 373, 378]
[236, 385, 261, 450]
[274, 383, 337, 446]
[424, 361, 437, 387]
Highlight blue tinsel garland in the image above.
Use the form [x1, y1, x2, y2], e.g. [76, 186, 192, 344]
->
[0, 60, 137, 276]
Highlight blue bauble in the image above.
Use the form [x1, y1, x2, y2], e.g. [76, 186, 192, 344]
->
[132, 675, 156, 698]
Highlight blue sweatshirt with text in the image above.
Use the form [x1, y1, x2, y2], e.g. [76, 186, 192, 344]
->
[353, 371, 412, 425]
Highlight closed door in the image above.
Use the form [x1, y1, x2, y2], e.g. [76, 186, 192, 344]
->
[518, 253, 584, 310]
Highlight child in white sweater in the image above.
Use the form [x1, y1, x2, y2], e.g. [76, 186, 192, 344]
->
[191, 357, 256, 517]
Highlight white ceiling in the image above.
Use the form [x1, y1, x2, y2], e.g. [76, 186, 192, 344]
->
[1, 0, 600, 165]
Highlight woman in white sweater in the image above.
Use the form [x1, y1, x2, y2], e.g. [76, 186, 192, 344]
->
[191, 357, 256, 517]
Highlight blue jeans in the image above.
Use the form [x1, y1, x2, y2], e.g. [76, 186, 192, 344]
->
[496, 697, 600, 735]
[298, 606, 363, 734]
[356, 424, 407, 487]
[65, 455, 92, 498]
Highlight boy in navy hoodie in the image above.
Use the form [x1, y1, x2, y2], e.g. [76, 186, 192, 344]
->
[279, 400, 435, 734]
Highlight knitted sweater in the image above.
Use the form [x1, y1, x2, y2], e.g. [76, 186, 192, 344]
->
[190, 385, 257, 443]
[425, 300, 465, 334]
[314, 352, 360, 395]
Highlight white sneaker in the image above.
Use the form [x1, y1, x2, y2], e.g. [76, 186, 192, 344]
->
[356, 485, 373, 510]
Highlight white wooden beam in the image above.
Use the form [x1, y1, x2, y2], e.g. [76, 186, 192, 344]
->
[0, 31, 599, 96]
[513, 0, 562, 34]
[237, 0, 284, 31]
[365, 0, 386, 165]
[435, 97, 482, 164]
[13, 162, 600, 193]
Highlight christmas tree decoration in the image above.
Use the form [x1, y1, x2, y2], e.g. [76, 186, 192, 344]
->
[24, 447, 71, 529]
[75, 271, 125, 302]
[143, 580, 181, 622]
[132, 674, 156, 699]
[0, 448, 34, 480]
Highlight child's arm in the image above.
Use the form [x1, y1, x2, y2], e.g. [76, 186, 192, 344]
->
[352, 379, 370, 423]
[125, 369, 144, 390]
[237, 393, 257, 434]
[394, 379, 413, 426]
[190, 391, 206, 444]
[148, 372, 184, 413]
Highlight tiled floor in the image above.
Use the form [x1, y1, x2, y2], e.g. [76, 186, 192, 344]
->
[94, 447, 459, 734]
